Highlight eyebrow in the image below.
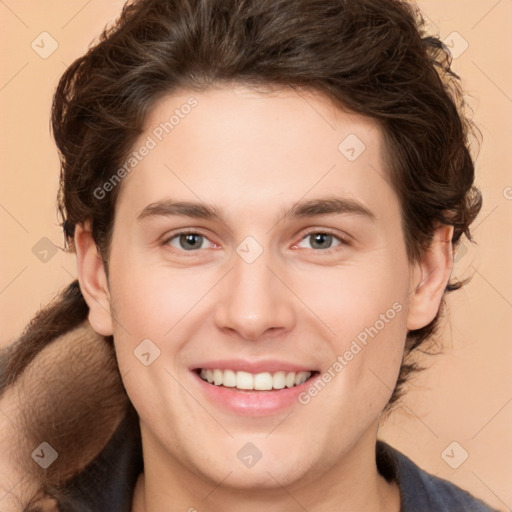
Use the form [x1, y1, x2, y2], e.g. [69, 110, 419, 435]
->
[136, 195, 375, 223]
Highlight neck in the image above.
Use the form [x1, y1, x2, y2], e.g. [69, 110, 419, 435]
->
[132, 424, 400, 512]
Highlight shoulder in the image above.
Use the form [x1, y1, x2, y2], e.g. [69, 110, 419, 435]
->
[376, 440, 501, 512]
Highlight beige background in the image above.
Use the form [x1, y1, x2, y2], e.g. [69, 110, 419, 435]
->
[0, 1, 511, 510]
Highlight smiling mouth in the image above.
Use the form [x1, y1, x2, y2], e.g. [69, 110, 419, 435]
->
[194, 368, 320, 391]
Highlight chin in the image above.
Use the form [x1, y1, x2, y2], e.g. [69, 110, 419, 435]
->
[185, 440, 316, 489]
[201, 460, 308, 490]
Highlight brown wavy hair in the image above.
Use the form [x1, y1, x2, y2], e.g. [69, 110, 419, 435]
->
[0, 0, 481, 509]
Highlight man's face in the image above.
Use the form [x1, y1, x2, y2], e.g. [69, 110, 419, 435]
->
[105, 85, 414, 487]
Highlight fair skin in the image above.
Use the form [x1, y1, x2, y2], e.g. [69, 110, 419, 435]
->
[75, 85, 453, 512]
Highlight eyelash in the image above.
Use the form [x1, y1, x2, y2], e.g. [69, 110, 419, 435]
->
[294, 230, 350, 254]
[161, 229, 350, 256]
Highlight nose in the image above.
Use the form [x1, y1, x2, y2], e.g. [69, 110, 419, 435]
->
[214, 248, 296, 341]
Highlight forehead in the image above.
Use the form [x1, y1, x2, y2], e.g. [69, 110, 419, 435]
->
[116, 85, 398, 225]
[142, 84, 384, 164]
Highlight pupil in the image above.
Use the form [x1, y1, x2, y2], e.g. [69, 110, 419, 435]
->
[181, 234, 202, 250]
[311, 233, 331, 249]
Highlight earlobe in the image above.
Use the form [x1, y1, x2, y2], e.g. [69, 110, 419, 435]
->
[74, 221, 114, 336]
[406, 225, 454, 331]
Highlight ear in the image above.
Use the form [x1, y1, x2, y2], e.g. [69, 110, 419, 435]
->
[406, 224, 454, 331]
[74, 221, 114, 336]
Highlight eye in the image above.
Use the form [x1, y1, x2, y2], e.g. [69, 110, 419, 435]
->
[294, 231, 346, 252]
[162, 229, 348, 254]
[164, 231, 215, 251]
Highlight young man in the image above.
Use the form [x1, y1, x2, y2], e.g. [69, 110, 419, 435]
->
[75, 84, 491, 511]
[0, 0, 498, 510]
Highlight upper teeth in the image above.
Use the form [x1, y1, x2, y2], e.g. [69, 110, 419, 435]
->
[199, 369, 312, 390]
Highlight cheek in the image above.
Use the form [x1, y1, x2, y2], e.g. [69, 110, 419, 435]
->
[297, 248, 410, 338]
[107, 256, 206, 337]
[307, 252, 410, 402]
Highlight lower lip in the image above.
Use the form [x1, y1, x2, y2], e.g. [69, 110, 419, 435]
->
[191, 370, 320, 416]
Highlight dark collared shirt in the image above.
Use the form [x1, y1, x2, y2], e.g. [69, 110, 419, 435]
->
[57, 411, 500, 511]
[376, 440, 500, 512]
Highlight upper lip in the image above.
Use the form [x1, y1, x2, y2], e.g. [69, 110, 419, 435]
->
[191, 359, 317, 374]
